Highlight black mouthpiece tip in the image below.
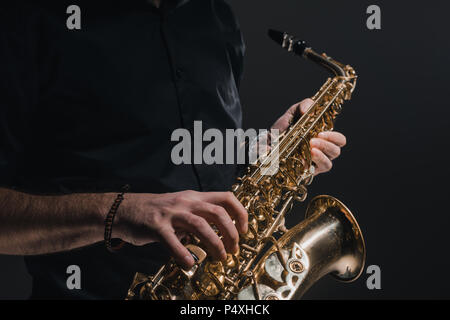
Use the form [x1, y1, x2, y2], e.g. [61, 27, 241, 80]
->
[268, 29, 284, 46]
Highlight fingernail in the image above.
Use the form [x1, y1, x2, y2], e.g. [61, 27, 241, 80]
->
[318, 132, 326, 138]
[220, 250, 227, 261]
[310, 138, 318, 146]
[184, 255, 194, 267]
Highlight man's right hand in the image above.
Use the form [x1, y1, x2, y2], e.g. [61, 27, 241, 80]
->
[114, 191, 248, 269]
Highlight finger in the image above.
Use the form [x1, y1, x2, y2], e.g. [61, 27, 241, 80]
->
[317, 131, 347, 147]
[310, 138, 341, 160]
[271, 99, 314, 132]
[192, 202, 239, 254]
[200, 192, 248, 234]
[174, 213, 227, 262]
[311, 147, 333, 174]
[158, 227, 195, 269]
[174, 229, 188, 241]
[298, 98, 315, 115]
[271, 113, 292, 132]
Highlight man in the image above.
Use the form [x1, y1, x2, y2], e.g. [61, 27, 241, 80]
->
[0, 0, 346, 299]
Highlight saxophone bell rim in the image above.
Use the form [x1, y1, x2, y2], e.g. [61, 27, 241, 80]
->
[305, 195, 366, 283]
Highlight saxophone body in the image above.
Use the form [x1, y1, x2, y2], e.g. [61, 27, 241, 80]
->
[126, 30, 365, 300]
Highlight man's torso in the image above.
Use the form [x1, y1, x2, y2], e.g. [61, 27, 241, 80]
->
[0, 0, 244, 299]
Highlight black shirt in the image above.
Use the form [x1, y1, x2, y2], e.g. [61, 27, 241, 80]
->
[0, 0, 244, 299]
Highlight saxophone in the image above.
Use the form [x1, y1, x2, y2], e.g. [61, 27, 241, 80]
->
[126, 29, 366, 300]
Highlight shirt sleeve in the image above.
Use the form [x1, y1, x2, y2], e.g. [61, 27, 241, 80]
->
[0, 3, 40, 187]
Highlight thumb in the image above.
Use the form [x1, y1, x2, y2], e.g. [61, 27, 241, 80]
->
[298, 98, 315, 115]
[271, 98, 315, 132]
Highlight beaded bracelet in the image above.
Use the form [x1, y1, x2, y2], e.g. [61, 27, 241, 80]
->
[104, 184, 130, 253]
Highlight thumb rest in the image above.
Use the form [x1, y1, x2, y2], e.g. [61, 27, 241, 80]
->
[126, 30, 365, 300]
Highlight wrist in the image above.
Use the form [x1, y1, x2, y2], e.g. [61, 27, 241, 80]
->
[102, 188, 132, 242]
[91, 193, 118, 239]
[104, 186, 130, 252]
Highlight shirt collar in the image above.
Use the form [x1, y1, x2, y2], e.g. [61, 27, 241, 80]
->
[174, 0, 190, 8]
[157, 0, 190, 11]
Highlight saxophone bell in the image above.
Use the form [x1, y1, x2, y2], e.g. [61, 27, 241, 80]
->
[236, 195, 366, 300]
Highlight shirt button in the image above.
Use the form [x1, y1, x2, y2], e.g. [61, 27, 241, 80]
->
[175, 68, 184, 80]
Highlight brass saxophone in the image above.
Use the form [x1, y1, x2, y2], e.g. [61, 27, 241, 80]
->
[126, 30, 366, 300]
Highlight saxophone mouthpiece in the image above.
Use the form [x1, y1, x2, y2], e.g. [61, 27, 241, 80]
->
[268, 29, 308, 56]
[267, 29, 284, 45]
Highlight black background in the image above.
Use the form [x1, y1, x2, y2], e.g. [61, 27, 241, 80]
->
[1, 0, 450, 299]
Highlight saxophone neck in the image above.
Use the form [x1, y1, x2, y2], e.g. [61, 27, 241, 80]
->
[303, 48, 347, 77]
[268, 29, 357, 90]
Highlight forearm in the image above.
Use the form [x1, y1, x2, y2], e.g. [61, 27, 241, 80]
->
[0, 188, 115, 255]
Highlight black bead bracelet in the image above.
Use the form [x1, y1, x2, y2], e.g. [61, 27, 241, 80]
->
[104, 184, 130, 253]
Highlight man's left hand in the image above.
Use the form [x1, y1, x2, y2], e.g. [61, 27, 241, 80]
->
[271, 98, 347, 175]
